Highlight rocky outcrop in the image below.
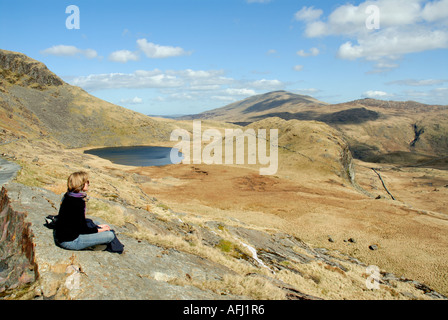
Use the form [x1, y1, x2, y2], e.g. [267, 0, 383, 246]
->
[0, 49, 64, 88]
[335, 136, 356, 185]
[0, 185, 36, 295]
[0, 158, 20, 186]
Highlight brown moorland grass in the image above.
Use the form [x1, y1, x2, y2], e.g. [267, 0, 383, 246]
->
[131, 160, 448, 296]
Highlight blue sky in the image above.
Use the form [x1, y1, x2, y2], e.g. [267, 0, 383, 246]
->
[1, 0, 447, 115]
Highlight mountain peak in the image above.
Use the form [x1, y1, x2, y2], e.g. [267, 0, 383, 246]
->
[250, 90, 322, 102]
[0, 49, 65, 89]
[180, 90, 327, 121]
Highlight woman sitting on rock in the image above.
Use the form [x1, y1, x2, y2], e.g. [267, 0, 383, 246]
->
[54, 171, 115, 251]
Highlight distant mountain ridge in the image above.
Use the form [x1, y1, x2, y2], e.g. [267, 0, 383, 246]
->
[180, 90, 327, 122]
[182, 90, 448, 166]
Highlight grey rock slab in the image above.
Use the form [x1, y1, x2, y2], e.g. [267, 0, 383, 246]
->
[0, 158, 20, 186]
[3, 182, 242, 300]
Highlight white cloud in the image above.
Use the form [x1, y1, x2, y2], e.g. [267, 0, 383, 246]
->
[211, 95, 237, 102]
[189, 85, 221, 91]
[106, 38, 191, 64]
[294, 6, 323, 22]
[70, 70, 182, 91]
[109, 50, 139, 63]
[387, 79, 448, 86]
[68, 67, 287, 111]
[372, 61, 400, 70]
[225, 88, 256, 96]
[295, 0, 448, 71]
[169, 92, 195, 100]
[397, 86, 448, 104]
[70, 68, 283, 94]
[249, 79, 284, 90]
[293, 65, 304, 72]
[337, 28, 448, 61]
[432, 87, 448, 96]
[422, 0, 448, 22]
[136, 38, 191, 58]
[362, 90, 392, 98]
[246, 0, 272, 3]
[294, 88, 321, 96]
[40, 45, 98, 59]
[170, 69, 225, 79]
[297, 47, 320, 57]
[82, 49, 98, 59]
[304, 21, 328, 38]
[310, 1, 423, 36]
[69, 68, 235, 92]
[169, 69, 234, 90]
[120, 97, 143, 104]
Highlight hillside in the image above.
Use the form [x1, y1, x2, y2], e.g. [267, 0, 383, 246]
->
[0, 49, 173, 148]
[183, 91, 448, 167]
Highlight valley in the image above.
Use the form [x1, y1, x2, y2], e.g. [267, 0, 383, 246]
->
[1, 49, 447, 299]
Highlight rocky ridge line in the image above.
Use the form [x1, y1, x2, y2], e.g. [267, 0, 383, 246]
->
[0, 49, 64, 89]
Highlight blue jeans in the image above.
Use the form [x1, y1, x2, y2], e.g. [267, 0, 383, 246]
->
[58, 231, 115, 251]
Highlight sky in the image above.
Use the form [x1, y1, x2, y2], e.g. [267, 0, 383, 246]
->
[0, 0, 447, 116]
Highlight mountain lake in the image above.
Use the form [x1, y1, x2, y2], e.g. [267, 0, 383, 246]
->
[84, 146, 183, 167]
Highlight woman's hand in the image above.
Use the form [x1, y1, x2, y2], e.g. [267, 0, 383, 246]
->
[98, 224, 111, 232]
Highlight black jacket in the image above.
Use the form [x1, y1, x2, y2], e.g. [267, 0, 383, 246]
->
[54, 193, 98, 243]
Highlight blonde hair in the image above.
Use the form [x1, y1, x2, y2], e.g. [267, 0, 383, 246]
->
[67, 171, 89, 193]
